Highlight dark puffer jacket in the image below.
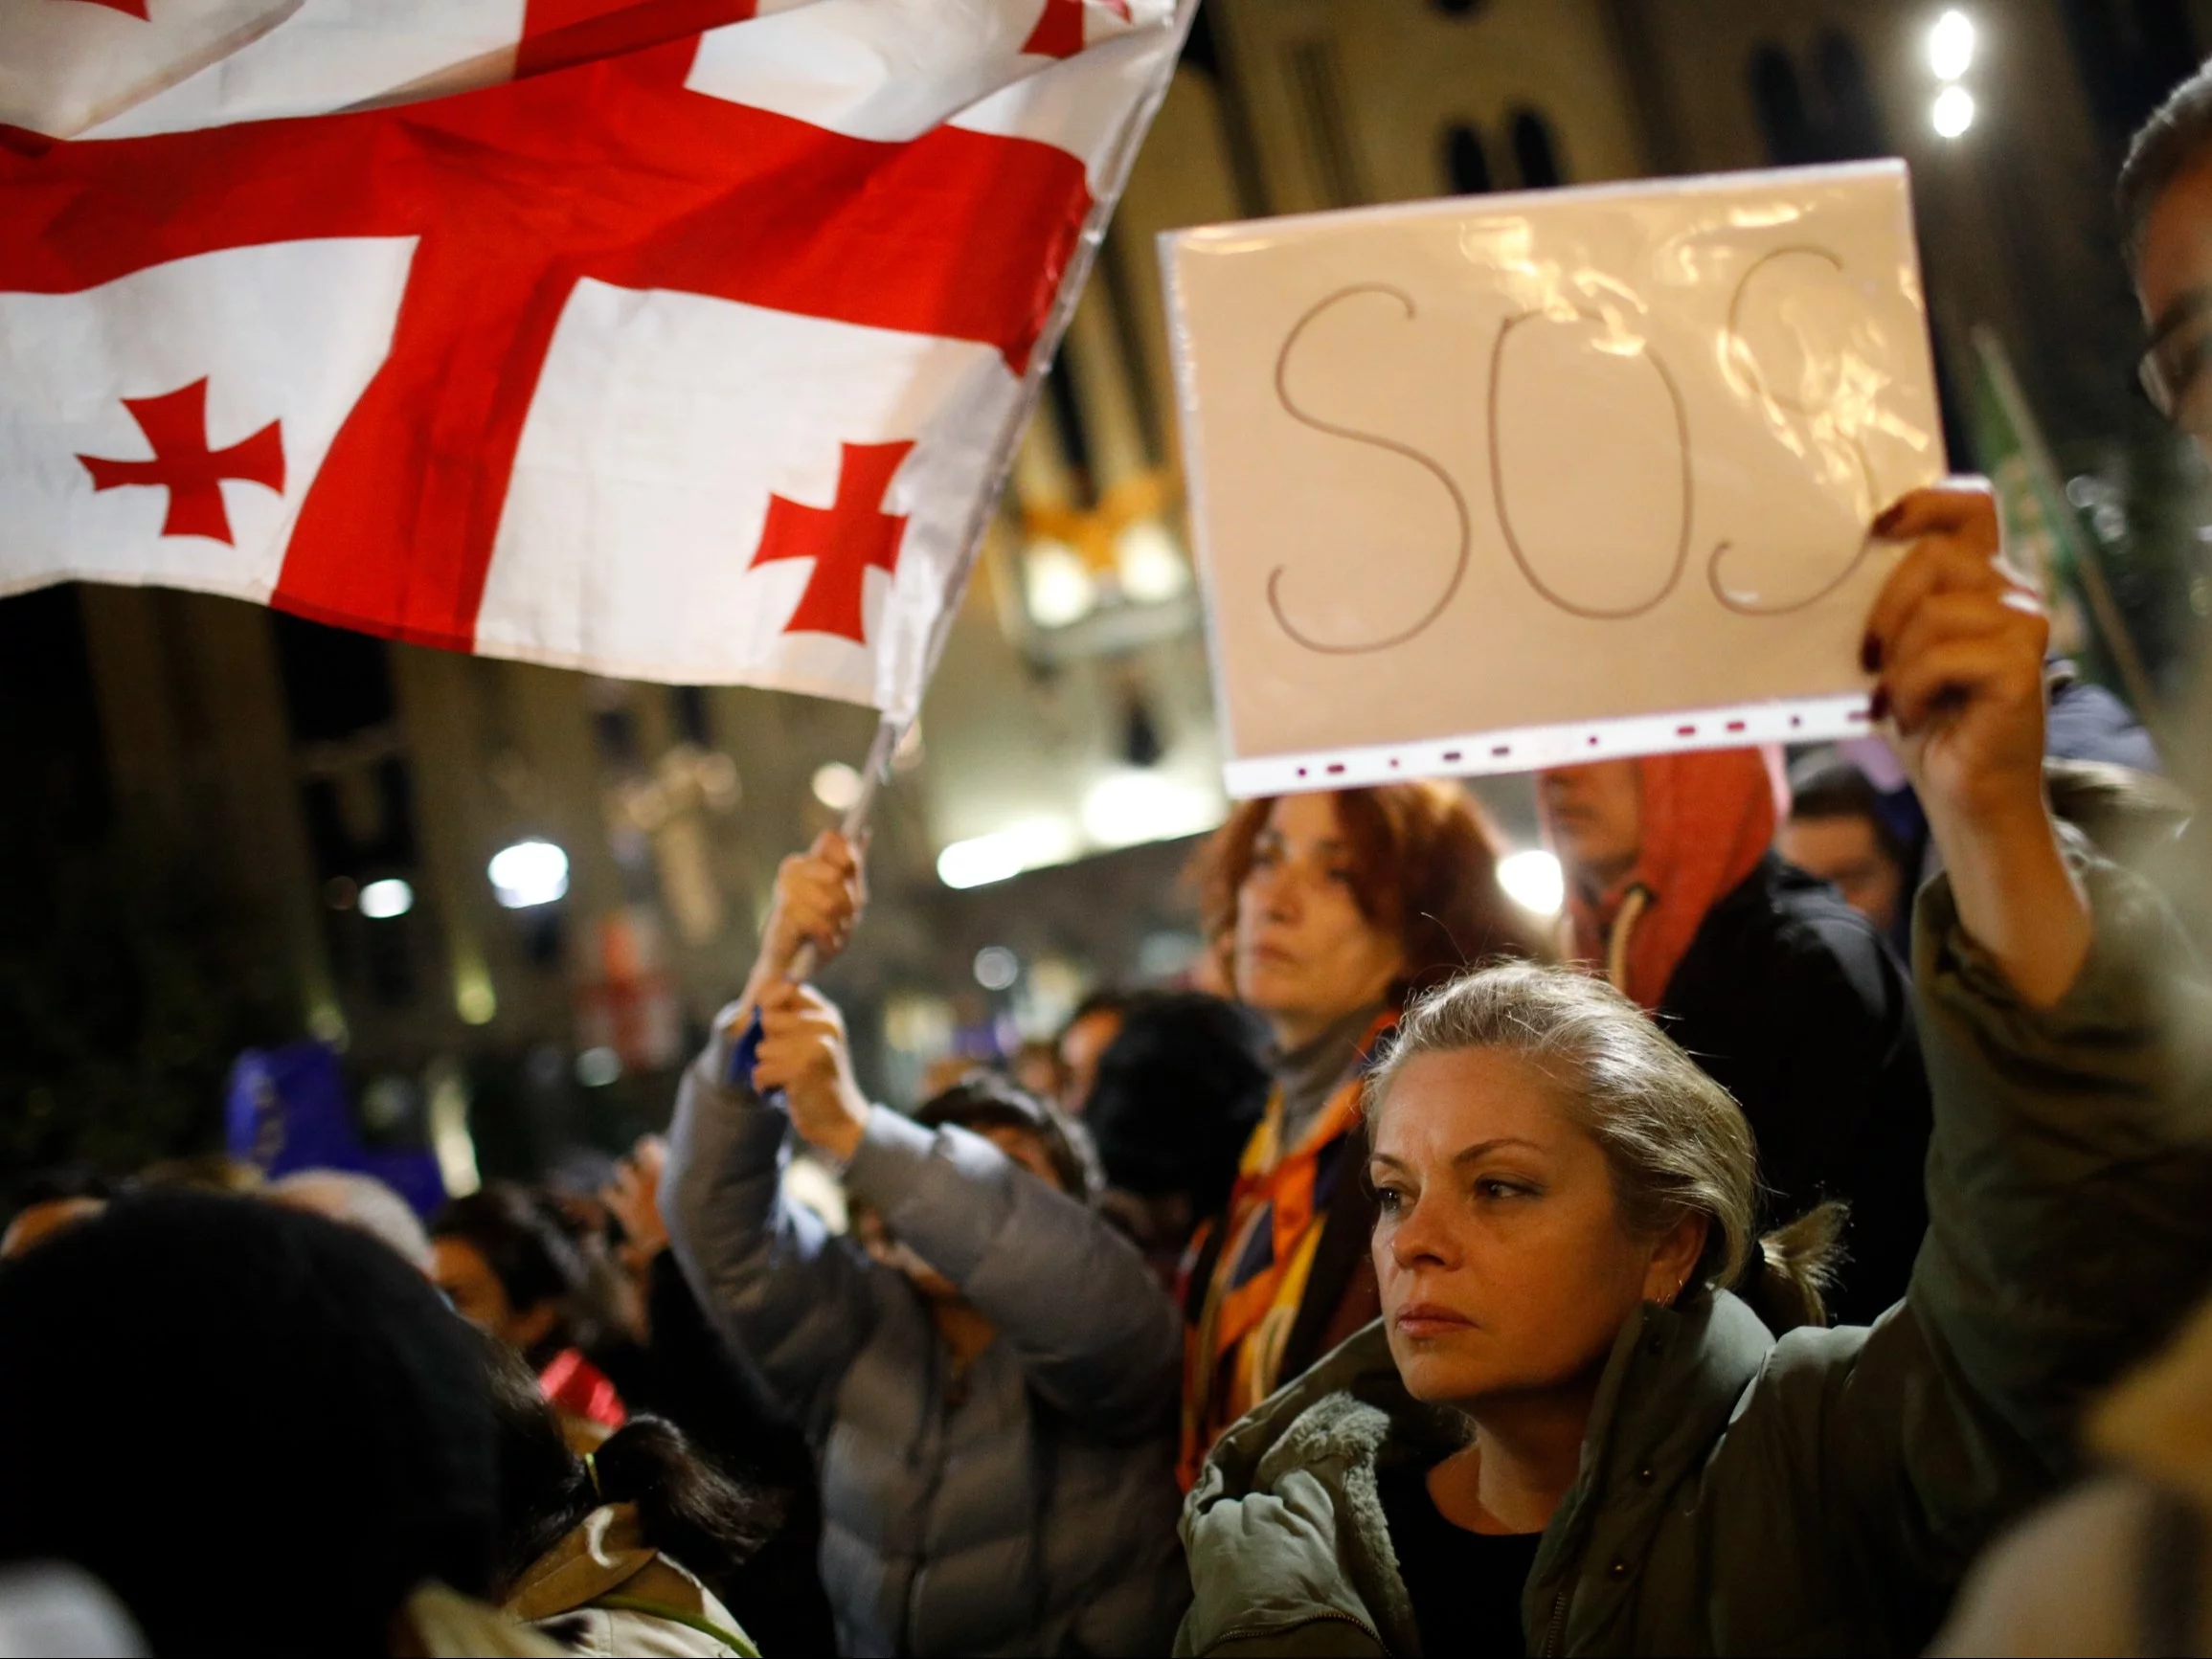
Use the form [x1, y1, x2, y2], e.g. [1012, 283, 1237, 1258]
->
[1659, 853, 1930, 1324]
[662, 1056, 1188, 1657]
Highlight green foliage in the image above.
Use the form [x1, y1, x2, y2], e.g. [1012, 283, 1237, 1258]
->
[0, 843, 293, 1199]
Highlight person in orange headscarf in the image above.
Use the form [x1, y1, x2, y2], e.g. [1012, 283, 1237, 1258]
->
[1537, 751, 1930, 1324]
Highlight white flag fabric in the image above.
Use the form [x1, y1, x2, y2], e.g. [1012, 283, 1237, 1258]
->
[0, 0, 300, 142]
[0, 0, 1189, 719]
[0, 236, 414, 601]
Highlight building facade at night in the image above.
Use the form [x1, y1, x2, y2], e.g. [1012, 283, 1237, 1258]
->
[6, 0, 2204, 1179]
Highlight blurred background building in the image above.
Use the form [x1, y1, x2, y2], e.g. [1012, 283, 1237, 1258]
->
[7, 0, 2207, 1186]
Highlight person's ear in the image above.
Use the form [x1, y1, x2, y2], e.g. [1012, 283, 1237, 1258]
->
[1011, 1132, 1067, 1193]
[1642, 1212, 1710, 1307]
[511, 1300, 562, 1351]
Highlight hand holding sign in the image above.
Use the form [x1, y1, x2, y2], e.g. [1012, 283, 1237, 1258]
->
[1864, 482, 2049, 826]
[1162, 162, 1946, 795]
[1864, 481, 2088, 1009]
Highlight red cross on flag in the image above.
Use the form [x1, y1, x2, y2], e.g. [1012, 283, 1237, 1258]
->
[0, 0, 1190, 717]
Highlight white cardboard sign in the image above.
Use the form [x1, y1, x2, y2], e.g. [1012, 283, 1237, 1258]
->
[1162, 161, 1945, 796]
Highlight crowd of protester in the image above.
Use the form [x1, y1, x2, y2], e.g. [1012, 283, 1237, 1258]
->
[17, 56, 2212, 1659]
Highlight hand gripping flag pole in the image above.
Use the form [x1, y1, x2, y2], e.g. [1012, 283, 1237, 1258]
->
[783, 714, 899, 987]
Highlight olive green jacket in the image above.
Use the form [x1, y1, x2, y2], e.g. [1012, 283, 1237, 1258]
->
[1177, 862, 2212, 1656]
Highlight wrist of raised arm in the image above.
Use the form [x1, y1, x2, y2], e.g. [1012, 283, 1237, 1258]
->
[747, 902, 800, 985]
[842, 1106, 937, 1205]
[1931, 803, 2091, 1010]
[810, 1096, 868, 1167]
[735, 957, 779, 1012]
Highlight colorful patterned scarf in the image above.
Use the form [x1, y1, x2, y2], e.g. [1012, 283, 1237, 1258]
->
[1179, 1012, 1394, 1489]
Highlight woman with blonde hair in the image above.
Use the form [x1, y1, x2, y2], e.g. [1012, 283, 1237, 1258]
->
[1178, 780, 1544, 1486]
[1177, 482, 2212, 1653]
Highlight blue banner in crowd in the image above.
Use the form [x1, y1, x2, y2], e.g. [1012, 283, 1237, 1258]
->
[223, 1042, 446, 1218]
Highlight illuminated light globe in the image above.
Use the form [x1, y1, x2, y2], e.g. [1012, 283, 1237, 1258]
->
[488, 839, 570, 908]
[937, 834, 1023, 890]
[812, 761, 864, 812]
[973, 946, 1020, 991]
[1498, 849, 1566, 918]
[1928, 11, 1975, 82]
[456, 973, 498, 1026]
[1931, 85, 1975, 139]
[1114, 521, 1189, 604]
[1024, 539, 1096, 628]
[1081, 770, 1224, 850]
[358, 877, 414, 919]
[936, 819, 1079, 890]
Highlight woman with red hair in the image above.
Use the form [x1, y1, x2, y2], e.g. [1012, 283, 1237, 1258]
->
[1178, 781, 1544, 1485]
[1536, 750, 1930, 1323]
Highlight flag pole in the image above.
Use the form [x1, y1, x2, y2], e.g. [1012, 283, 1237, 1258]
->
[782, 714, 900, 983]
[775, 0, 1199, 987]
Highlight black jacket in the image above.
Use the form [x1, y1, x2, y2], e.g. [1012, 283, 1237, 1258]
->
[1659, 854, 1932, 1325]
[595, 1251, 839, 1657]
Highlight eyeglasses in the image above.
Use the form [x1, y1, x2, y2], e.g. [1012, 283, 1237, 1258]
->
[2137, 291, 2212, 425]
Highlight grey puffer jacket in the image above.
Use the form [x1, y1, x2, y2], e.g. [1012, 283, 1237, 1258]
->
[662, 1056, 1189, 1657]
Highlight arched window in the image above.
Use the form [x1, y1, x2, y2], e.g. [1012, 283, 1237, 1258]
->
[1509, 107, 1565, 188]
[1749, 44, 1818, 168]
[1442, 121, 1492, 194]
[1812, 30, 1885, 159]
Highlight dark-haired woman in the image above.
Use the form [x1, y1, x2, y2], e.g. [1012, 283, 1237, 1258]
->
[1085, 991, 1271, 1279]
[0, 1194, 530, 1655]
[481, 1337, 763, 1657]
[1179, 781, 1545, 1485]
[1176, 484, 2212, 1655]
[432, 1182, 628, 1446]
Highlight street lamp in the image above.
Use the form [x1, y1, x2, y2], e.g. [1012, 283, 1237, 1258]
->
[1932, 85, 1976, 139]
[1927, 11, 1978, 141]
[1498, 849, 1565, 918]
[358, 877, 414, 919]
[1928, 11, 1975, 81]
[973, 946, 1020, 991]
[935, 819, 1078, 889]
[488, 839, 569, 908]
[811, 761, 863, 811]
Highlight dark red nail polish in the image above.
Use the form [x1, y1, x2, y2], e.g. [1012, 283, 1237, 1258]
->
[1873, 503, 1905, 537]
[1861, 634, 1882, 673]
[1869, 686, 1890, 723]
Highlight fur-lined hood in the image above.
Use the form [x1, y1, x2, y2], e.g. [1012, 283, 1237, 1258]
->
[1181, 860, 2212, 1657]
[1177, 1294, 1773, 1656]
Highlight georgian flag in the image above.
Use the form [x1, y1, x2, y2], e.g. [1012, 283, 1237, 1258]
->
[0, 0, 1188, 716]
